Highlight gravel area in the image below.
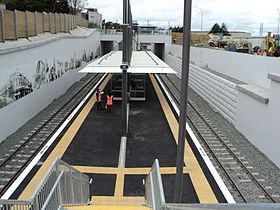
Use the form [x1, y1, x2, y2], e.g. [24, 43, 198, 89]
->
[166, 73, 280, 202]
[0, 74, 93, 161]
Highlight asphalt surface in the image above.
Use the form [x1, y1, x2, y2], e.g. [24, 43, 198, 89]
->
[124, 174, 199, 203]
[86, 173, 116, 196]
[126, 76, 177, 168]
[124, 175, 146, 196]
[62, 84, 122, 167]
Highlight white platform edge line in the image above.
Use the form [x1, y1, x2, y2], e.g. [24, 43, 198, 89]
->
[1, 73, 108, 199]
[154, 74, 236, 204]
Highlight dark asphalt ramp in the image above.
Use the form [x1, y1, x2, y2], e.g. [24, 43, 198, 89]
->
[126, 75, 177, 167]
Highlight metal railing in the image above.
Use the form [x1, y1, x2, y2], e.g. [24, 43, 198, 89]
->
[144, 159, 280, 210]
[0, 158, 90, 210]
[145, 159, 166, 210]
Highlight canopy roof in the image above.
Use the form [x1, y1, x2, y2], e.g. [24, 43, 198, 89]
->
[80, 51, 176, 74]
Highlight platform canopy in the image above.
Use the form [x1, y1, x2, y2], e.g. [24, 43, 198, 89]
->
[80, 51, 176, 74]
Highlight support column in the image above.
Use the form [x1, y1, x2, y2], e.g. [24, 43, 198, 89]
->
[121, 0, 129, 137]
[174, 0, 192, 203]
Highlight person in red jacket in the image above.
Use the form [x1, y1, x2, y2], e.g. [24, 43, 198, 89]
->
[106, 92, 113, 113]
[96, 89, 104, 110]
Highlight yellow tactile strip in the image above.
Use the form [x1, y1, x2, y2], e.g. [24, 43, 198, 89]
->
[73, 166, 188, 175]
[66, 206, 150, 210]
[149, 74, 218, 204]
[65, 204, 150, 210]
[91, 196, 145, 206]
[65, 196, 150, 209]
[18, 75, 112, 200]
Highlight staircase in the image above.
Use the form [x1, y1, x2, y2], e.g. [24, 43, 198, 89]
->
[64, 196, 150, 210]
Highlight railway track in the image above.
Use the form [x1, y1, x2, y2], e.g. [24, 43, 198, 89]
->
[0, 73, 105, 197]
[158, 73, 277, 203]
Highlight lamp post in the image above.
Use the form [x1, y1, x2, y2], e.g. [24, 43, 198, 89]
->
[195, 6, 203, 32]
[174, 0, 192, 202]
[277, 9, 280, 37]
[195, 6, 203, 64]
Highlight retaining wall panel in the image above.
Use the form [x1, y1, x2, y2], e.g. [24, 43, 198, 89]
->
[0, 11, 3, 42]
[4, 10, 16, 40]
[44, 14, 50, 32]
[37, 12, 43, 34]
[17, 11, 26, 38]
[27, 11, 36, 36]
[50, 13, 55, 33]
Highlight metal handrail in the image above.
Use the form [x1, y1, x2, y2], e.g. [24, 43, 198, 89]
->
[41, 171, 64, 210]
[0, 158, 90, 210]
[145, 159, 166, 210]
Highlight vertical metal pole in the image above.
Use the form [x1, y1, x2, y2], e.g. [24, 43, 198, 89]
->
[277, 9, 280, 37]
[200, 8, 203, 63]
[56, 161, 62, 206]
[122, 0, 128, 137]
[174, 0, 192, 203]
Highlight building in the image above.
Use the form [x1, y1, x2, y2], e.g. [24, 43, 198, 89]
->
[0, 3, 6, 10]
[81, 8, 102, 28]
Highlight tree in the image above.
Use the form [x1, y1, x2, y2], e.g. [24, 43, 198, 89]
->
[69, 0, 88, 15]
[170, 26, 183, 33]
[209, 23, 230, 36]
[105, 21, 114, 29]
[0, 0, 71, 13]
[220, 23, 230, 36]
[209, 23, 221, 34]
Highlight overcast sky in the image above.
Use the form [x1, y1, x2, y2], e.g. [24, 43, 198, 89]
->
[88, 0, 280, 36]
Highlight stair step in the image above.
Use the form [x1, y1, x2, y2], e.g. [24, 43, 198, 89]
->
[64, 204, 150, 210]
[91, 196, 146, 206]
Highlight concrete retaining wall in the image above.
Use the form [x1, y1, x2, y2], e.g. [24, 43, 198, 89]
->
[0, 30, 100, 142]
[236, 75, 280, 167]
[165, 54, 238, 124]
[166, 45, 280, 89]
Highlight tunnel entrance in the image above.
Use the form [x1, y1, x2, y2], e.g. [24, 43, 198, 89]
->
[153, 43, 165, 60]
[101, 41, 114, 56]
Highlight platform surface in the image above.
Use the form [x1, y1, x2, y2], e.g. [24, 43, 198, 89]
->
[18, 74, 219, 205]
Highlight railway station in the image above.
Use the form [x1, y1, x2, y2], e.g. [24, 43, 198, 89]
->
[0, 0, 280, 210]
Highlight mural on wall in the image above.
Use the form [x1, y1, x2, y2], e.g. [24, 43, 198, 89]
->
[0, 72, 33, 108]
[0, 50, 96, 109]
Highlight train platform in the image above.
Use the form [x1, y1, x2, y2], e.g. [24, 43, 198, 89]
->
[15, 74, 225, 207]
